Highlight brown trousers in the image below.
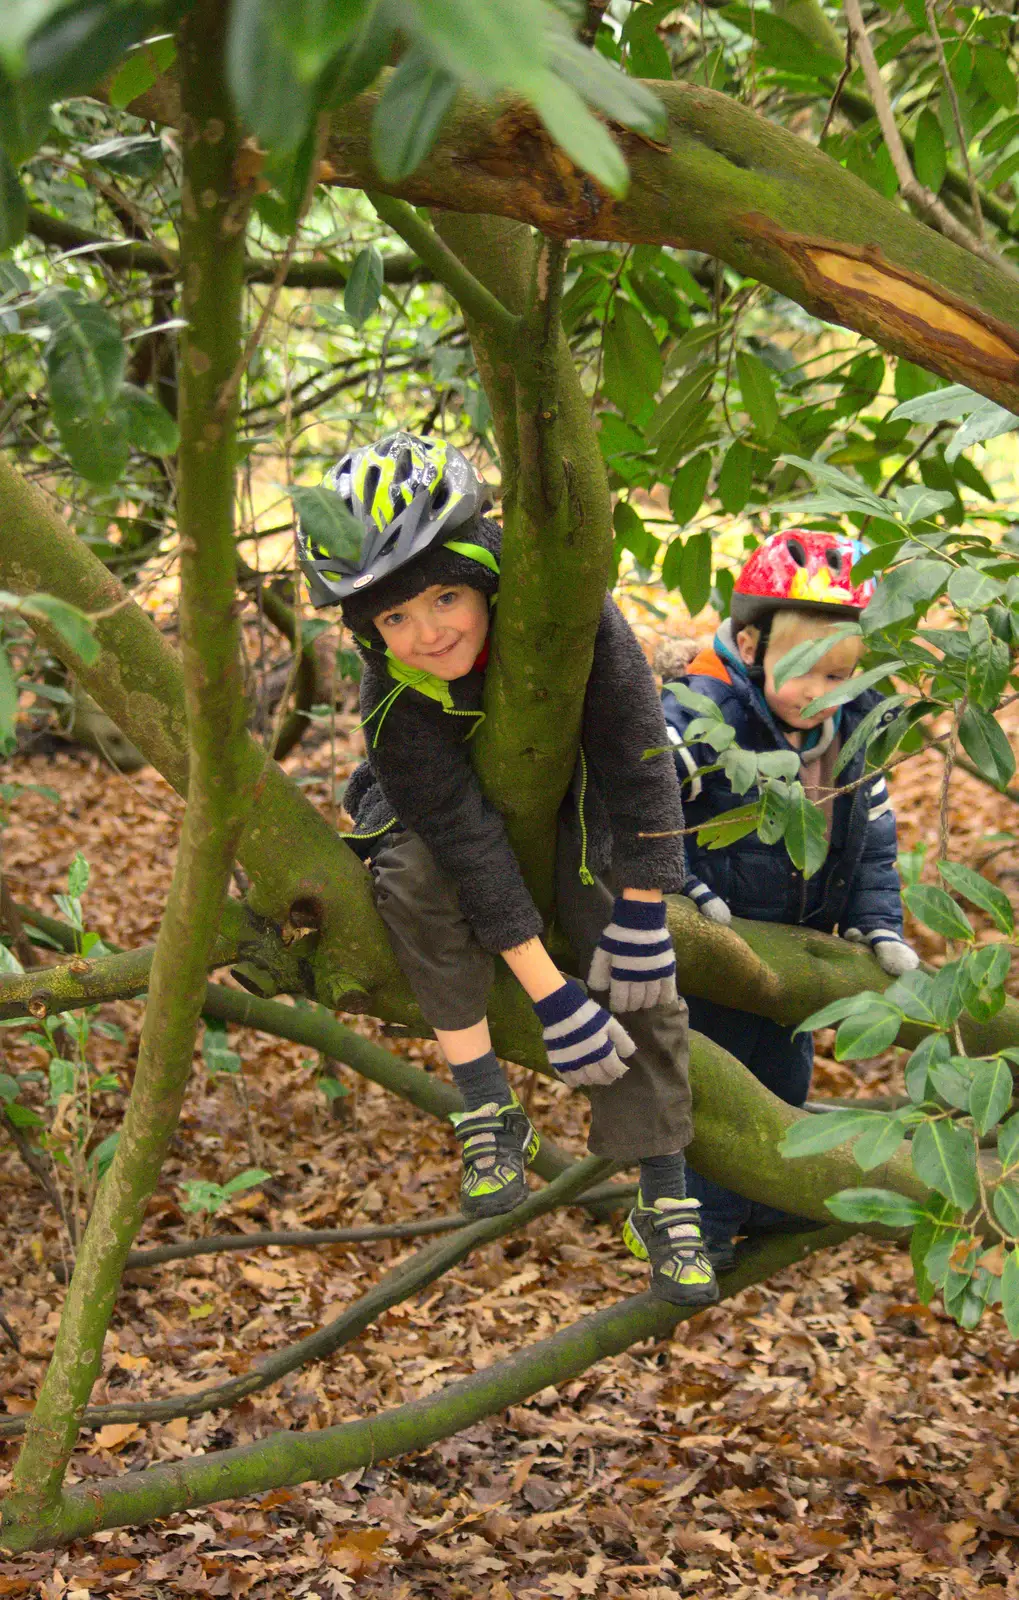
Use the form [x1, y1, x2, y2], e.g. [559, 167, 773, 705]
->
[371, 828, 693, 1161]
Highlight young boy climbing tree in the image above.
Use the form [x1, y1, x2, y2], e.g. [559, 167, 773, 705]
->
[298, 431, 723, 1307]
[662, 529, 919, 1269]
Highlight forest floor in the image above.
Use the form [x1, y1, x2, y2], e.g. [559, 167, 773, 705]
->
[0, 612, 1018, 1600]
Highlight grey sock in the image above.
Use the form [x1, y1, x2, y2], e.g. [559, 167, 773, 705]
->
[639, 1152, 687, 1206]
[449, 1049, 511, 1112]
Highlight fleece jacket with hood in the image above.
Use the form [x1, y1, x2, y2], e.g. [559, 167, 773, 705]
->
[342, 519, 687, 955]
[660, 620, 905, 939]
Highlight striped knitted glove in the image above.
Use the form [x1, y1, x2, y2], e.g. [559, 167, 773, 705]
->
[533, 979, 636, 1087]
[683, 873, 732, 926]
[587, 896, 678, 1012]
[844, 926, 920, 977]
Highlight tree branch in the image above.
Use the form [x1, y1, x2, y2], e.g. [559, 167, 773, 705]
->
[367, 192, 521, 352]
[0, 1222, 854, 1550]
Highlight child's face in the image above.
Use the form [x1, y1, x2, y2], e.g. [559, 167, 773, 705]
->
[737, 616, 863, 732]
[373, 583, 490, 680]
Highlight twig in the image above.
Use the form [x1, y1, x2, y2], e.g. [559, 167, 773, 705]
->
[923, 0, 983, 240]
[214, 119, 327, 421]
[843, 0, 1013, 274]
[50, 1177, 640, 1280]
[819, 30, 853, 142]
[368, 193, 521, 354]
[0, 1155, 617, 1435]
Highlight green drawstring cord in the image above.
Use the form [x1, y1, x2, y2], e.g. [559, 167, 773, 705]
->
[355, 652, 486, 748]
[577, 749, 595, 886]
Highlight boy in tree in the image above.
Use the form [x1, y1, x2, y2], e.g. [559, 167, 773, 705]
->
[298, 431, 721, 1306]
[662, 529, 919, 1269]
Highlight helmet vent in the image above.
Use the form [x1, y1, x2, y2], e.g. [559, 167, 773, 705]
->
[786, 537, 807, 567]
[825, 546, 845, 576]
[363, 464, 380, 516]
[395, 448, 413, 485]
[431, 481, 449, 512]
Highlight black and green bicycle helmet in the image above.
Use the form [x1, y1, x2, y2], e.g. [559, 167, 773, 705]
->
[297, 432, 492, 611]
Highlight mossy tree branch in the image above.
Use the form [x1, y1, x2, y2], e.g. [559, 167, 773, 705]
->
[3, 0, 257, 1535]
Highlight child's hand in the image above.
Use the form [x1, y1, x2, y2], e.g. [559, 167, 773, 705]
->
[533, 979, 636, 1086]
[588, 896, 678, 1011]
[683, 874, 732, 926]
[843, 926, 920, 976]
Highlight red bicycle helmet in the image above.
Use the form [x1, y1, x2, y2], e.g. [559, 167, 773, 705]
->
[731, 530, 874, 630]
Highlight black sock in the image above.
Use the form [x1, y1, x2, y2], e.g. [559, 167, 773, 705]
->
[639, 1152, 687, 1205]
[449, 1049, 511, 1112]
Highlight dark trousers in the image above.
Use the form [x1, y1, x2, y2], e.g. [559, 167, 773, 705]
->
[371, 826, 693, 1163]
[684, 995, 814, 1242]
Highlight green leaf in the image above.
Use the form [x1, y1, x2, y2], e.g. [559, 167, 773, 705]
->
[771, 623, 861, 689]
[1001, 1248, 1019, 1337]
[531, 71, 629, 197]
[777, 454, 889, 515]
[969, 1058, 1013, 1137]
[0, 941, 21, 976]
[66, 850, 89, 899]
[960, 942, 1010, 1022]
[784, 782, 828, 880]
[90, 1129, 119, 1178]
[862, 559, 951, 635]
[665, 531, 712, 617]
[344, 244, 383, 327]
[833, 999, 903, 1061]
[998, 1111, 1019, 1170]
[668, 450, 712, 527]
[928, 1057, 972, 1110]
[779, 1109, 880, 1159]
[888, 383, 980, 426]
[755, 750, 800, 781]
[717, 439, 755, 515]
[289, 483, 364, 567]
[662, 681, 723, 720]
[222, 1166, 272, 1196]
[721, 744, 759, 796]
[947, 564, 1005, 611]
[40, 290, 129, 486]
[832, 694, 905, 779]
[117, 383, 179, 456]
[108, 35, 176, 110]
[6, 1101, 44, 1128]
[550, 26, 665, 136]
[371, 49, 457, 182]
[228, 0, 366, 151]
[736, 350, 778, 439]
[603, 300, 662, 422]
[0, 1072, 20, 1103]
[993, 1178, 1019, 1237]
[799, 660, 902, 719]
[893, 484, 954, 525]
[20, 594, 100, 666]
[958, 705, 1016, 790]
[913, 105, 947, 192]
[824, 1187, 924, 1228]
[973, 42, 1018, 109]
[945, 401, 1019, 464]
[905, 1032, 951, 1103]
[0, 645, 17, 756]
[910, 1211, 938, 1304]
[965, 613, 1011, 711]
[614, 500, 658, 569]
[82, 132, 164, 178]
[852, 1112, 910, 1171]
[911, 1119, 978, 1211]
[757, 778, 790, 845]
[903, 884, 974, 942]
[696, 804, 760, 851]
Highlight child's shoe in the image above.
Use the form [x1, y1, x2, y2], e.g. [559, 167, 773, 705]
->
[623, 1193, 719, 1306]
[449, 1095, 540, 1220]
[704, 1237, 737, 1274]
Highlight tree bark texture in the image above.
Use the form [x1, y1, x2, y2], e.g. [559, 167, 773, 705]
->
[2, 0, 256, 1537]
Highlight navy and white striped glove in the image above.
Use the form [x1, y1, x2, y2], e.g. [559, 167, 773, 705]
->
[684, 873, 732, 926]
[587, 896, 677, 1012]
[844, 926, 920, 977]
[533, 979, 636, 1087]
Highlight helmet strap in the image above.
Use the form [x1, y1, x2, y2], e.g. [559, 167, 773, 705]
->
[745, 615, 772, 687]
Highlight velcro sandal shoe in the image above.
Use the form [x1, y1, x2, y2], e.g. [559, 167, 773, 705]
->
[449, 1095, 540, 1220]
[623, 1193, 719, 1306]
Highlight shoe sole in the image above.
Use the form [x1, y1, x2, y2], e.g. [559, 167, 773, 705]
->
[650, 1278, 720, 1308]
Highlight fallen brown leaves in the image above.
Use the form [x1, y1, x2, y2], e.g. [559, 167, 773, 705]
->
[0, 624, 1018, 1598]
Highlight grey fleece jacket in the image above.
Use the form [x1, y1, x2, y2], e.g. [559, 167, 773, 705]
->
[344, 533, 686, 954]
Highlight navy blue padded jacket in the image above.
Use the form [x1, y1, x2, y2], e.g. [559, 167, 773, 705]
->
[661, 633, 905, 938]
